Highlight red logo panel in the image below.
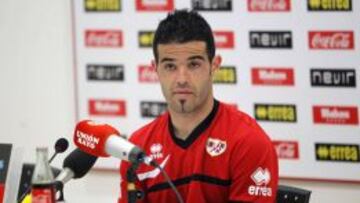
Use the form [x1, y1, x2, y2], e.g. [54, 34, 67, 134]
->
[136, 0, 174, 11]
[313, 106, 358, 125]
[85, 30, 123, 47]
[252, 67, 294, 86]
[89, 99, 126, 116]
[213, 31, 234, 49]
[309, 31, 354, 50]
[248, 0, 291, 11]
[273, 140, 299, 159]
[138, 64, 158, 83]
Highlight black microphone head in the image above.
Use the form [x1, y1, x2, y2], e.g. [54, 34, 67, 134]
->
[55, 138, 69, 153]
[63, 148, 98, 179]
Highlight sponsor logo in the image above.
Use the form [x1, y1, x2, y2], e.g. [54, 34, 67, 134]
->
[309, 31, 354, 50]
[136, 0, 174, 11]
[311, 69, 356, 87]
[84, 0, 121, 12]
[250, 31, 292, 49]
[248, 167, 272, 197]
[85, 30, 123, 47]
[138, 31, 155, 48]
[313, 106, 358, 125]
[252, 67, 294, 86]
[316, 143, 360, 162]
[213, 31, 234, 48]
[138, 65, 158, 83]
[192, 0, 232, 11]
[75, 130, 99, 150]
[255, 104, 297, 122]
[88, 99, 126, 116]
[206, 138, 227, 157]
[308, 0, 352, 11]
[273, 141, 299, 159]
[213, 66, 237, 84]
[140, 101, 167, 118]
[87, 64, 124, 81]
[150, 143, 163, 159]
[248, 0, 291, 12]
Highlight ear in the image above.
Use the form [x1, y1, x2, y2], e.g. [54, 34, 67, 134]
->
[151, 60, 157, 72]
[211, 55, 222, 74]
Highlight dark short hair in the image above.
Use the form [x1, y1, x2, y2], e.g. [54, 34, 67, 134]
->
[152, 9, 215, 63]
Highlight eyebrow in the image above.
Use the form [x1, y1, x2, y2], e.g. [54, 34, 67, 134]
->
[160, 57, 175, 63]
[188, 55, 205, 61]
[159, 55, 206, 63]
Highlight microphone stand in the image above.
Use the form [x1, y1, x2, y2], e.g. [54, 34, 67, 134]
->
[126, 162, 143, 203]
[54, 181, 65, 202]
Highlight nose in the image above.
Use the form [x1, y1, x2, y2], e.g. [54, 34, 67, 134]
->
[176, 65, 189, 87]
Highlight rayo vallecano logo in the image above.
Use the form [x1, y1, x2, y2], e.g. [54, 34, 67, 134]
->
[206, 138, 227, 157]
[150, 143, 163, 159]
[248, 167, 272, 197]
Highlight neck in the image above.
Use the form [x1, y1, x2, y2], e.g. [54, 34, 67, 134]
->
[169, 98, 214, 140]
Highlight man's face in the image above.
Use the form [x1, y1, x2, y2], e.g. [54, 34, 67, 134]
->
[155, 41, 220, 114]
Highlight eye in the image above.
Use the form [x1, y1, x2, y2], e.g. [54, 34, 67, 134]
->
[163, 63, 176, 71]
[188, 60, 201, 69]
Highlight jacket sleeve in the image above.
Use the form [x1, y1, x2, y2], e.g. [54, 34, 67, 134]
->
[228, 125, 279, 203]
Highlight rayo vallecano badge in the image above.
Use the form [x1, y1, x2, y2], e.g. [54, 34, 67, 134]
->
[206, 138, 227, 157]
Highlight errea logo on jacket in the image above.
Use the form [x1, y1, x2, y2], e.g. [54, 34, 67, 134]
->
[248, 167, 272, 197]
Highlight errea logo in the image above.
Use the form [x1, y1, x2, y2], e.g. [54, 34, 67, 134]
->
[150, 143, 163, 159]
[248, 167, 272, 197]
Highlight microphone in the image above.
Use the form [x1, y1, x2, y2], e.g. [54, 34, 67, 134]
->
[49, 138, 69, 163]
[73, 120, 155, 166]
[73, 120, 184, 203]
[54, 148, 98, 201]
[55, 148, 97, 184]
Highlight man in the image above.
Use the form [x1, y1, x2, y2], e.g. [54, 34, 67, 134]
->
[119, 10, 278, 203]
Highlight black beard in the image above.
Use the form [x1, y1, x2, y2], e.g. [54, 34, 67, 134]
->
[179, 99, 186, 113]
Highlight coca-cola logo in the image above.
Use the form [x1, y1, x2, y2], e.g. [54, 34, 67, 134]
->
[252, 67, 294, 86]
[248, 0, 291, 11]
[138, 65, 158, 83]
[313, 105, 358, 125]
[85, 30, 123, 47]
[88, 99, 126, 116]
[213, 31, 234, 49]
[309, 31, 354, 50]
[273, 141, 299, 159]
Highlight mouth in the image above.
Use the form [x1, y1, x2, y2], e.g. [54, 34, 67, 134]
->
[172, 89, 193, 96]
[174, 90, 192, 94]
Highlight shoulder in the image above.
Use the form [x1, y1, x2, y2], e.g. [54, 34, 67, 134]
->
[216, 102, 272, 146]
